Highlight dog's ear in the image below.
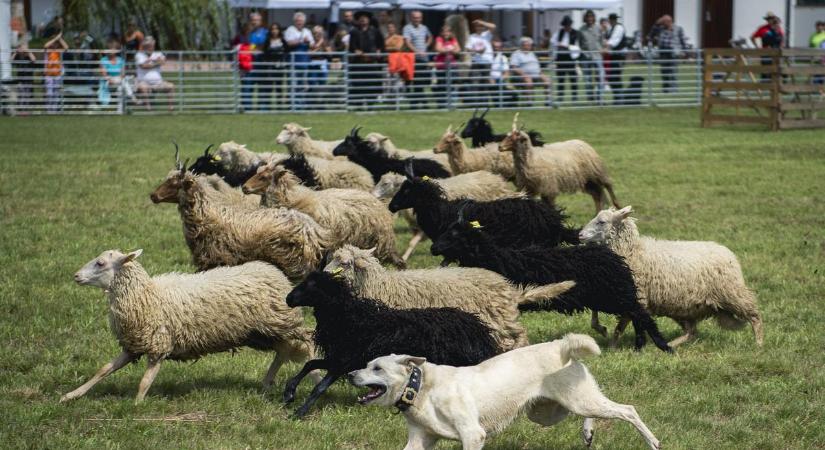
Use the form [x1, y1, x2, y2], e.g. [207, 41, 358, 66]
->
[397, 355, 426, 368]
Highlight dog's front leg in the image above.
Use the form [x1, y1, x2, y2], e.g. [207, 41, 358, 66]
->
[403, 425, 438, 450]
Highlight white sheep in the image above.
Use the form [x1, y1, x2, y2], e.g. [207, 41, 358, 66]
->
[150, 166, 332, 280]
[276, 123, 342, 160]
[243, 164, 405, 268]
[324, 245, 575, 351]
[278, 155, 374, 191]
[371, 171, 523, 260]
[432, 124, 516, 180]
[579, 206, 764, 347]
[151, 170, 260, 210]
[63, 250, 315, 403]
[499, 114, 620, 214]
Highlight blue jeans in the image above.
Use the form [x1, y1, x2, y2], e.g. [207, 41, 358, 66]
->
[241, 71, 254, 110]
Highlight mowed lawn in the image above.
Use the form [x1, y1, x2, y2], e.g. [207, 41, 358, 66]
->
[0, 108, 823, 450]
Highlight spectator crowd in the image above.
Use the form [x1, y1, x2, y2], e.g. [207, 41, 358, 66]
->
[5, 9, 823, 114]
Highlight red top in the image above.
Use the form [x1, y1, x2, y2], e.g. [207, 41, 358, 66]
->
[434, 36, 458, 69]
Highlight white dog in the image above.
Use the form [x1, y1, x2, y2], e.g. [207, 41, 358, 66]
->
[348, 334, 661, 450]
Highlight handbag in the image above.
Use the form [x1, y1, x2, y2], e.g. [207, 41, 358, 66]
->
[97, 79, 111, 105]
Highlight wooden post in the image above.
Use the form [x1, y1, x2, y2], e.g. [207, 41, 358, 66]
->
[770, 52, 780, 131]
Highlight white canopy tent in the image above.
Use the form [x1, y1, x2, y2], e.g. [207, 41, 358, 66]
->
[231, 0, 620, 11]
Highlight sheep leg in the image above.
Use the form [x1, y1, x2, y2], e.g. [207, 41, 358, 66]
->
[668, 320, 698, 347]
[60, 351, 135, 402]
[751, 315, 764, 347]
[402, 231, 426, 261]
[611, 317, 631, 347]
[292, 372, 340, 419]
[604, 182, 621, 209]
[590, 311, 608, 338]
[584, 181, 606, 214]
[262, 353, 288, 391]
[134, 355, 164, 403]
[283, 359, 328, 404]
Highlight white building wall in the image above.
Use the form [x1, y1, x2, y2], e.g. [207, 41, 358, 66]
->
[675, 0, 701, 47]
[732, 0, 785, 45]
[793, 6, 825, 48]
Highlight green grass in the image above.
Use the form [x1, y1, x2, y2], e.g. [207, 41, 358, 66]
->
[0, 108, 823, 449]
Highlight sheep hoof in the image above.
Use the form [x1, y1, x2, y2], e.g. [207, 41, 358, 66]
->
[59, 394, 72, 403]
[593, 325, 608, 338]
[283, 391, 296, 404]
[291, 407, 310, 420]
[583, 429, 594, 447]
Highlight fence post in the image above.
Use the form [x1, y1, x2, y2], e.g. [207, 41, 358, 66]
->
[232, 49, 240, 113]
[446, 64, 453, 111]
[646, 47, 654, 106]
[289, 53, 296, 112]
[694, 48, 702, 106]
[120, 47, 127, 115]
[343, 53, 350, 112]
[177, 51, 183, 112]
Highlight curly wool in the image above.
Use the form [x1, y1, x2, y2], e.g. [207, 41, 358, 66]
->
[583, 209, 763, 345]
[431, 223, 672, 352]
[103, 259, 312, 364]
[152, 171, 261, 210]
[289, 155, 374, 191]
[188, 141, 286, 187]
[292, 271, 500, 369]
[173, 171, 332, 280]
[388, 177, 580, 250]
[433, 127, 515, 180]
[325, 245, 575, 351]
[500, 131, 619, 212]
[245, 168, 403, 267]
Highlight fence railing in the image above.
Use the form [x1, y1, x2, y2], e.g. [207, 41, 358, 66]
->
[1, 48, 708, 115]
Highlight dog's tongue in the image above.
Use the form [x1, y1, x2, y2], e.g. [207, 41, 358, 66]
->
[357, 386, 384, 404]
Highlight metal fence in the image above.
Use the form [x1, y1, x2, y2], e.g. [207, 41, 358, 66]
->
[1, 48, 705, 115]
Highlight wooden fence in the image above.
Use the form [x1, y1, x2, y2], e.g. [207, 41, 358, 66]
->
[702, 48, 825, 130]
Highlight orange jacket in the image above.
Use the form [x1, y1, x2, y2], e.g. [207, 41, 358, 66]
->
[388, 52, 415, 82]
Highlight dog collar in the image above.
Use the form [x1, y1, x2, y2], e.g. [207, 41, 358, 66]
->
[394, 366, 422, 412]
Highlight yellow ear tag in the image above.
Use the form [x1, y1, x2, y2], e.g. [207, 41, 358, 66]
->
[211, 155, 222, 162]
[469, 220, 482, 229]
[330, 267, 344, 278]
[421, 176, 430, 181]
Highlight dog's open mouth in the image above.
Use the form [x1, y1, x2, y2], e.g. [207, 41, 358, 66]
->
[357, 384, 386, 404]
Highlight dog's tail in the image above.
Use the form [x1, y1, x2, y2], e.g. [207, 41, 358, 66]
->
[559, 333, 601, 365]
[520, 281, 576, 305]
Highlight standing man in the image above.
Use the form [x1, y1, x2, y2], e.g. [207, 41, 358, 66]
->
[349, 10, 385, 108]
[604, 13, 626, 105]
[466, 19, 495, 102]
[653, 15, 687, 93]
[402, 10, 432, 108]
[551, 15, 580, 104]
[342, 11, 356, 33]
[285, 12, 315, 108]
[751, 12, 784, 82]
[248, 12, 268, 47]
[579, 10, 603, 103]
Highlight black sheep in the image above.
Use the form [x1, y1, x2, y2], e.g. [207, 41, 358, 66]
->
[332, 126, 451, 182]
[187, 144, 265, 187]
[387, 171, 579, 256]
[277, 154, 320, 188]
[461, 108, 545, 148]
[430, 214, 673, 353]
[283, 271, 500, 418]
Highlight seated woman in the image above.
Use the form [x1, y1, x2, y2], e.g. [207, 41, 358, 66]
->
[135, 36, 175, 111]
[99, 39, 136, 107]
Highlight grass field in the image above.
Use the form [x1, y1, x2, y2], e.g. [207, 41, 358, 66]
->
[1, 108, 823, 449]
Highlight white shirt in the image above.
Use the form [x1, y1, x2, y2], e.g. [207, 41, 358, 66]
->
[135, 51, 164, 84]
[551, 30, 571, 49]
[466, 31, 493, 64]
[510, 50, 541, 77]
[490, 52, 509, 79]
[607, 24, 626, 50]
[285, 26, 314, 46]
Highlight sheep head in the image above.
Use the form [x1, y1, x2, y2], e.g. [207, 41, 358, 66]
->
[579, 206, 634, 244]
[286, 271, 345, 308]
[499, 114, 530, 153]
[277, 123, 311, 145]
[365, 132, 391, 151]
[371, 173, 406, 201]
[460, 107, 491, 140]
[333, 126, 363, 156]
[430, 203, 486, 259]
[188, 144, 219, 176]
[323, 245, 378, 283]
[74, 249, 143, 289]
[151, 145, 192, 203]
[210, 141, 251, 171]
[432, 124, 464, 154]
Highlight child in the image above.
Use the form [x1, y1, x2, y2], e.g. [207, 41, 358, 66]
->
[43, 32, 69, 112]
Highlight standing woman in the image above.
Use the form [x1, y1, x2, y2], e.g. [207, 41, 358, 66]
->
[258, 23, 288, 110]
[123, 18, 144, 61]
[308, 24, 331, 100]
[434, 25, 459, 108]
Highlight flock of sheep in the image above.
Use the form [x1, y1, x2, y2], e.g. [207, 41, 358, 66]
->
[63, 109, 764, 448]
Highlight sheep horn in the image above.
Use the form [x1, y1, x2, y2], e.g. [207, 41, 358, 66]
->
[181, 158, 190, 173]
[480, 107, 489, 119]
[471, 108, 478, 118]
[511, 112, 520, 132]
[404, 158, 415, 179]
[203, 144, 214, 157]
[172, 141, 181, 170]
[457, 200, 471, 224]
